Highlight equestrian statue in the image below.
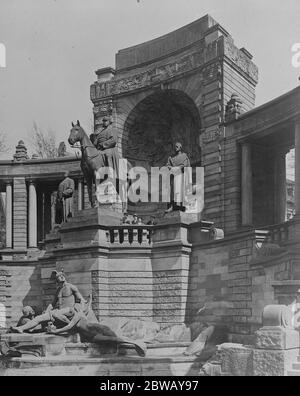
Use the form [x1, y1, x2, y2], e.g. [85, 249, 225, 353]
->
[68, 119, 123, 207]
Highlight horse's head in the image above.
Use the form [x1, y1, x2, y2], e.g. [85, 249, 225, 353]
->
[68, 120, 84, 146]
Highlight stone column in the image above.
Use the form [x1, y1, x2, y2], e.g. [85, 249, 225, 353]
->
[5, 181, 13, 249]
[274, 150, 287, 224]
[51, 192, 57, 230]
[28, 180, 37, 248]
[241, 143, 253, 226]
[13, 177, 27, 250]
[78, 179, 83, 211]
[295, 121, 300, 216]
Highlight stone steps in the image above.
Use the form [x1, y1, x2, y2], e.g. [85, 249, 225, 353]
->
[0, 353, 203, 376]
[65, 341, 190, 358]
[0, 334, 202, 376]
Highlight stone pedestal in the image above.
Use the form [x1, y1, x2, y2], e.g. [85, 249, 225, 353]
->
[219, 343, 253, 376]
[1, 333, 68, 357]
[253, 326, 300, 376]
[40, 208, 200, 326]
[152, 212, 194, 325]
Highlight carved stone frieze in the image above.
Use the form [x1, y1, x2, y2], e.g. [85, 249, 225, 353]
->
[224, 37, 258, 83]
[93, 99, 114, 117]
[200, 127, 222, 145]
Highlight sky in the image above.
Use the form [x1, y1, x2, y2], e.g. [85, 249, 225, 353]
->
[0, 0, 300, 159]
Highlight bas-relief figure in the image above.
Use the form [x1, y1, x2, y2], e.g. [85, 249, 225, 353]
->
[10, 271, 147, 357]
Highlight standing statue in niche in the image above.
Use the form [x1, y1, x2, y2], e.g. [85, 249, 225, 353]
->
[57, 171, 75, 223]
[165, 142, 192, 213]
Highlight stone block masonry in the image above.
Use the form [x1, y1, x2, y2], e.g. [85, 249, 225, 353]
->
[91, 15, 258, 233]
[0, 263, 42, 328]
[0, 268, 11, 330]
[39, 209, 198, 327]
[186, 231, 273, 341]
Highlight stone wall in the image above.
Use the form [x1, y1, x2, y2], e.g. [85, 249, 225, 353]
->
[186, 231, 285, 342]
[0, 267, 10, 330]
[223, 62, 256, 113]
[0, 262, 42, 327]
[115, 15, 217, 71]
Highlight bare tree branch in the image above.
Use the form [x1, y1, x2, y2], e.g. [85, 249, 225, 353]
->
[0, 132, 8, 153]
[29, 122, 58, 159]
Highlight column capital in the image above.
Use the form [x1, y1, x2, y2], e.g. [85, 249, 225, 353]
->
[27, 178, 37, 186]
[4, 179, 13, 186]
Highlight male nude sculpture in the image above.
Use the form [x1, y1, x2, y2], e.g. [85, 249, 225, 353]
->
[12, 270, 84, 333]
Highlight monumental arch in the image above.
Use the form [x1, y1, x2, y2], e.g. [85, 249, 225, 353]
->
[90, 14, 258, 228]
[0, 15, 300, 361]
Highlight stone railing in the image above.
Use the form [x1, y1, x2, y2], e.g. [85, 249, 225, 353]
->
[256, 221, 291, 246]
[268, 222, 290, 244]
[106, 225, 153, 245]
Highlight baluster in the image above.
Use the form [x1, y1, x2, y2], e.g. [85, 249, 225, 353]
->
[123, 228, 129, 243]
[132, 228, 138, 243]
[113, 229, 120, 244]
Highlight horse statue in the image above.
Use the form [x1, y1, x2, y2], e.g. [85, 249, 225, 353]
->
[68, 120, 108, 207]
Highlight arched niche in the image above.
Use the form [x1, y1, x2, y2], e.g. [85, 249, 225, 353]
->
[122, 89, 202, 171]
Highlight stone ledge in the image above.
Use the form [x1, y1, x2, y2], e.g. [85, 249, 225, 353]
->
[255, 327, 300, 350]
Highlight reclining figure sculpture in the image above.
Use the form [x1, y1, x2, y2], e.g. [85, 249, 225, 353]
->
[10, 270, 147, 357]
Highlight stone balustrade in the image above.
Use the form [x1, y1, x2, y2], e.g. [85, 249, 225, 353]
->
[267, 222, 290, 244]
[106, 225, 153, 245]
[256, 221, 292, 246]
